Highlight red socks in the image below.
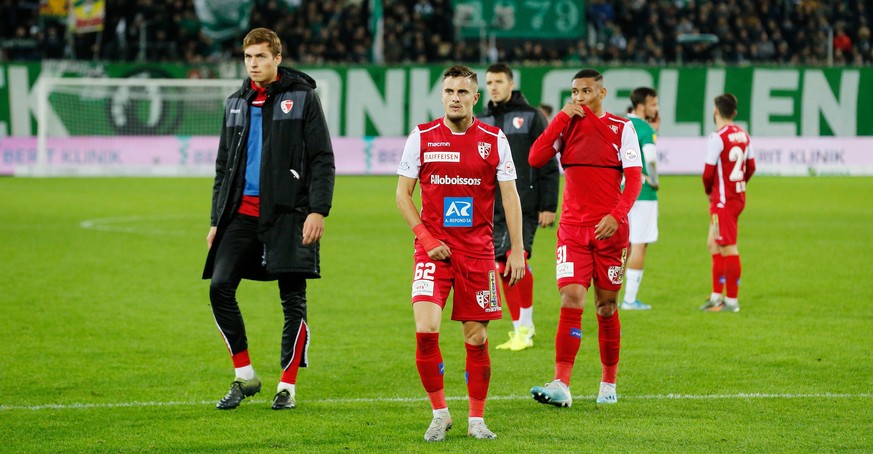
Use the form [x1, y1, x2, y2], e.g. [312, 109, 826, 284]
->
[498, 258, 534, 322]
[465, 341, 490, 418]
[597, 311, 621, 384]
[416, 332, 446, 410]
[231, 350, 251, 368]
[711, 253, 725, 294]
[280, 321, 309, 385]
[497, 261, 521, 321]
[724, 254, 741, 299]
[554, 307, 584, 385]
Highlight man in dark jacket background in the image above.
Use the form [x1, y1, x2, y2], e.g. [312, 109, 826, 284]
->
[478, 63, 560, 352]
[203, 27, 335, 411]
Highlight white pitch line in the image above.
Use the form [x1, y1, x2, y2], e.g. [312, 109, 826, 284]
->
[79, 214, 198, 236]
[2, 392, 871, 411]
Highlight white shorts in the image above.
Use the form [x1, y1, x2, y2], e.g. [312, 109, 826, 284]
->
[628, 200, 658, 244]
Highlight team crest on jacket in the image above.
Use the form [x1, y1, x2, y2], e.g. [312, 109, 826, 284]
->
[280, 100, 294, 114]
[512, 116, 524, 129]
[609, 124, 619, 134]
[478, 142, 491, 159]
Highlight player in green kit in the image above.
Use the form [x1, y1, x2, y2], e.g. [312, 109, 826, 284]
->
[620, 87, 660, 311]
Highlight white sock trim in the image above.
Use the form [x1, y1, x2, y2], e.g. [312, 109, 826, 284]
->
[519, 307, 534, 328]
[234, 365, 255, 381]
[433, 408, 450, 418]
[277, 382, 295, 395]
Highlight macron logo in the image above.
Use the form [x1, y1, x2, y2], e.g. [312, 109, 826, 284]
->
[230, 109, 241, 114]
[428, 142, 451, 147]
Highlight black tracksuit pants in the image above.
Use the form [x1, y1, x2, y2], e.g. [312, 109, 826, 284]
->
[209, 214, 308, 370]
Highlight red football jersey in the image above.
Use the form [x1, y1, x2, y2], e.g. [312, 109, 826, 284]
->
[398, 118, 516, 259]
[530, 109, 642, 227]
[704, 124, 755, 207]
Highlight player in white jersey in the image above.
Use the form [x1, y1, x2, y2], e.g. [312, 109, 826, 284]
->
[396, 65, 526, 442]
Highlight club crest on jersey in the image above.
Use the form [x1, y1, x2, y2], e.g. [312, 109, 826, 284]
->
[609, 124, 619, 134]
[512, 116, 524, 129]
[280, 100, 294, 114]
[478, 142, 491, 159]
[444, 197, 473, 227]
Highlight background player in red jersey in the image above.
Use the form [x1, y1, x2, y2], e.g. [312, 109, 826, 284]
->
[396, 65, 526, 441]
[700, 93, 756, 313]
[527, 69, 643, 408]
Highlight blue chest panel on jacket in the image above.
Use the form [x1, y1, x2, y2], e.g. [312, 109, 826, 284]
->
[244, 107, 263, 196]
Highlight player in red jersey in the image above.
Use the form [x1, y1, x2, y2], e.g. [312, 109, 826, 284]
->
[700, 93, 756, 313]
[396, 65, 526, 441]
[527, 69, 643, 407]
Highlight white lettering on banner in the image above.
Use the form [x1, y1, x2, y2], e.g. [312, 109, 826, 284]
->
[430, 174, 482, 185]
[423, 152, 460, 162]
[346, 68, 405, 136]
[602, 68, 653, 121]
[409, 68, 445, 132]
[657, 69, 701, 136]
[10, 66, 35, 136]
[304, 69, 342, 136]
[802, 70, 859, 137]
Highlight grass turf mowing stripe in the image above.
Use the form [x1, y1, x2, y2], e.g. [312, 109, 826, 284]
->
[3, 392, 871, 411]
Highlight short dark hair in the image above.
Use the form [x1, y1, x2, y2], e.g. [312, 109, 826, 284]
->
[714, 93, 738, 119]
[443, 65, 478, 86]
[243, 28, 282, 57]
[539, 103, 553, 116]
[486, 62, 513, 80]
[573, 68, 603, 82]
[630, 87, 657, 108]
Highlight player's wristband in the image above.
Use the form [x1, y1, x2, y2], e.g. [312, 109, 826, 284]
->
[413, 224, 443, 252]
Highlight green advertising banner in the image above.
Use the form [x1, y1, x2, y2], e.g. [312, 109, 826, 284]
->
[452, 0, 586, 39]
[2, 62, 872, 138]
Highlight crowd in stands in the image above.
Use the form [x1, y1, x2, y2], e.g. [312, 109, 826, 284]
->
[2, 0, 871, 66]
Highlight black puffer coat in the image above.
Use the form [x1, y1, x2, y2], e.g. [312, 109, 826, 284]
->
[479, 91, 559, 258]
[203, 67, 335, 280]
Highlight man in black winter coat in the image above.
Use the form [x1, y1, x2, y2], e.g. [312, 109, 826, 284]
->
[203, 28, 335, 411]
[478, 63, 560, 352]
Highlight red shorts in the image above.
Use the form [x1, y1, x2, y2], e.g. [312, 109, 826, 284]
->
[555, 223, 629, 291]
[410, 250, 503, 321]
[710, 202, 744, 246]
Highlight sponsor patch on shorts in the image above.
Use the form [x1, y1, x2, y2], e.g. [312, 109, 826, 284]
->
[475, 270, 501, 313]
[412, 279, 435, 296]
[557, 262, 574, 279]
[608, 266, 624, 284]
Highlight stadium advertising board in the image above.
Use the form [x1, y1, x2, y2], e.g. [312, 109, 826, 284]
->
[0, 63, 871, 175]
[3, 136, 871, 177]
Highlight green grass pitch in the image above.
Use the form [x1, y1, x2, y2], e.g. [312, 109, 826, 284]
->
[1, 175, 871, 452]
